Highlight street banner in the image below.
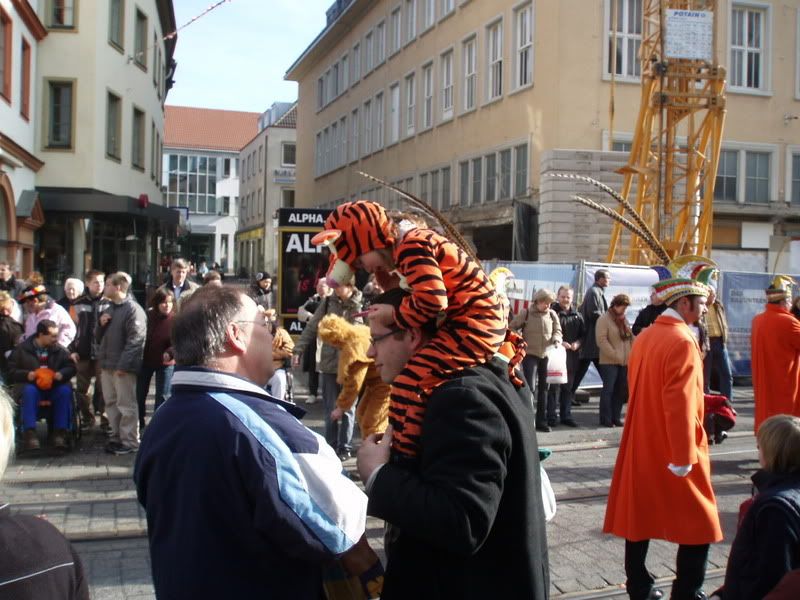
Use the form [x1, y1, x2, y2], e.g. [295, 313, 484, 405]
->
[485, 261, 579, 315]
[277, 208, 331, 333]
[582, 263, 659, 326]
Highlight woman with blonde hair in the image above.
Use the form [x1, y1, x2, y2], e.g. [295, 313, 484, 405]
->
[0, 389, 90, 597]
[595, 293, 634, 427]
[712, 414, 800, 599]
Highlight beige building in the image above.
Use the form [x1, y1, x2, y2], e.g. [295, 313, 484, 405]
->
[34, 0, 177, 290]
[236, 102, 297, 277]
[287, 0, 800, 268]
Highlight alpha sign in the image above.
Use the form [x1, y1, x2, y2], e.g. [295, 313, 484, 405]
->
[277, 207, 330, 227]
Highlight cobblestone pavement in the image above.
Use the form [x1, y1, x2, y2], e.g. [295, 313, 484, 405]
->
[0, 378, 757, 598]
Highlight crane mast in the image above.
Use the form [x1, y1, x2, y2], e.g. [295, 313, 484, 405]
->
[606, 0, 727, 264]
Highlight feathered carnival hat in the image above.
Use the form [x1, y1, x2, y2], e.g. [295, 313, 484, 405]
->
[310, 200, 396, 287]
[766, 275, 795, 302]
[651, 255, 717, 305]
[18, 284, 48, 303]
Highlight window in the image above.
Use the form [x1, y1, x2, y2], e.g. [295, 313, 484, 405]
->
[730, 4, 767, 91]
[422, 63, 433, 129]
[315, 133, 322, 176]
[485, 153, 497, 201]
[463, 37, 476, 111]
[514, 144, 529, 196]
[606, 0, 642, 79]
[341, 53, 349, 90]
[471, 158, 482, 204]
[152, 32, 158, 85]
[487, 21, 503, 99]
[20, 39, 31, 119]
[0, 8, 9, 100]
[282, 189, 296, 209]
[441, 0, 454, 17]
[376, 21, 386, 64]
[48, 0, 76, 28]
[441, 166, 451, 208]
[150, 121, 155, 178]
[351, 108, 359, 162]
[515, 4, 533, 88]
[420, 173, 428, 202]
[390, 7, 402, 54]
[405, 73, 416, 135]
[282, 143, 296, 166]
[106, 92, 122, 159]
[612, 140, 633, 152]
[441, 51, 453, 119]
[317, 77, 324, 109]
[791, 154, 800, 204]
[499, 149, 512, 199]
[331, 122, 339, 169]
[340, 116, 348, 163]
[109, 0, 124, 49]
[405, 0, 417, 42]
[423, 0, 435, 30]
[332, 63, 340, 98]
[352, 42, 361, 82]
[134, 10, 148, 70]
[430, 169, 440, 210]
[745, 151, 769, 202]
[365, 31, 374, 73]
[374, 92, 384, 150]
[459, 161, 470, 206]
[363, 100, 372, 156]
[132, 107, 145, 169]
[714, 149, 738, 202]
[389, 83, 400, 144]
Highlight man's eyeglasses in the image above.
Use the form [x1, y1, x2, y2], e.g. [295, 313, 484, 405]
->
[369, 328, 402, 346]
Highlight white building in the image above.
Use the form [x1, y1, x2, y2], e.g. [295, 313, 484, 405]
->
[34, 0, 178, 292]
[0, 0, 47, 274]
[162, 105, 259, 273]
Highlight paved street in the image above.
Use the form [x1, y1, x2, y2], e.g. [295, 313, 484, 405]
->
[1, 377, 757, 599]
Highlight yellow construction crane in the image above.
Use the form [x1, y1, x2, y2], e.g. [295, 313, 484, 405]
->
[606, 0, 727, 265]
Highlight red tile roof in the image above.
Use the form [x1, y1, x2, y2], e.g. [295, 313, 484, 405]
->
[164, 105, 260, 151]
[272, 103, 297, 129]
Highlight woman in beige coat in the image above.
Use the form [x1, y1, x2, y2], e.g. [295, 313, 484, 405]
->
[595, 294, 634, 427]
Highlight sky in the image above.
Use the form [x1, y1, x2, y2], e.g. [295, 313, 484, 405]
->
[166, 0, 333, 113]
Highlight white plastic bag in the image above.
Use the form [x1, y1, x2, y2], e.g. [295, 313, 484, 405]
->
[545, 344, 568, 384]
[540, 465, 557, 522]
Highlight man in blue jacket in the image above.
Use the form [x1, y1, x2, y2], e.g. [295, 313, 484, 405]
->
[134, 285, 378, 599]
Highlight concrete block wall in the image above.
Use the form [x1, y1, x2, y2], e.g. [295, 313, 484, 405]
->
[538, 149, 634, 263]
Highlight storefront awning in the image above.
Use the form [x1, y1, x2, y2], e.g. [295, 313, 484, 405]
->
[37, 187, 179, 225]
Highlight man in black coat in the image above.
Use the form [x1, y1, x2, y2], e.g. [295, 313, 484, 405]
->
[572, 268, 611, 398]
[9, 319, 77, 452]
[357, 289, 550, 600]
[632, 288, 667, 336]
[0, 262, 25, 297]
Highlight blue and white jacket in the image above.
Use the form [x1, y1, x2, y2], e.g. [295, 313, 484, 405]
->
[133, 367, 367, 599]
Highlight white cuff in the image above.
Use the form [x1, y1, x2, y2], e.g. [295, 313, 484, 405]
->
[667, 463, 692, 477]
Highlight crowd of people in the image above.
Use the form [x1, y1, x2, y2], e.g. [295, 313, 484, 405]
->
[1, 198, 799, 599]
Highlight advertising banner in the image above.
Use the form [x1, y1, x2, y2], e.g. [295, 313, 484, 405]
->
[582, 263, 660, 326]
[485, 261, 579, 315]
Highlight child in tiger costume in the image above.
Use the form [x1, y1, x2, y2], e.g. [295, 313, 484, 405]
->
[312, 200, 523, 462]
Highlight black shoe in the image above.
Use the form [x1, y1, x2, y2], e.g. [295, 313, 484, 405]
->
[648, 590, 664, 599]
[338, 450, 352, 461]
[600, 421, 614, 428]
[105, 441, 123, 454]
[561, 419, 578, 427]
[112, 445, 136, 456]
[613, 419, 625, 427]
[547, 420, 558, 428]
[535, 424, 551, 433]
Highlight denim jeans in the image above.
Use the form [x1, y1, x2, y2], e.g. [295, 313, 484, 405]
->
[320, 372, 355, 453]
[21, 383, 72, 430]
[703, 338, 733, 402]
[597, 364, 627, 425]
[137, 365, 174, 426]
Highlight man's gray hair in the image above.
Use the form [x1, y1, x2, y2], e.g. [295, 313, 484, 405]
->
[172, 258, 189, 270]
[172, 285, 246, 366]
[0, 388, 15, 479]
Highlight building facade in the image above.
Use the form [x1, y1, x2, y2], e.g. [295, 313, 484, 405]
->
[162, 105, 258, 274]
[33, 0, 178, 293]
[236, 102, 297, 277]
[0, 0, 47, 275]
[287, 0, 800, 268]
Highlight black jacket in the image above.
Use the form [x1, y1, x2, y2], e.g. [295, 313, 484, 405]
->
[8, 337, 77, 384]
[721, 469, 800, 600]
[552, 302, 585, 344]
[632, 303, 667, 336]
[68, 292, 109, 360]
[0, 276, 26, 298]
[368, 359, 550, 599]
[0, 315, 23, 379]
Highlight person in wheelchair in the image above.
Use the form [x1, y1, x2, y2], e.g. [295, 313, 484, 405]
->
[8, 319, 77, 452]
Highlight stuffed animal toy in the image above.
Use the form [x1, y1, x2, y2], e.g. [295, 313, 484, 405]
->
[317, 314, 390, 437]
[34, 367, 56, 391]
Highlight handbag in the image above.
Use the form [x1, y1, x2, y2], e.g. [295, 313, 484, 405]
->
[545, 344, 568, 384]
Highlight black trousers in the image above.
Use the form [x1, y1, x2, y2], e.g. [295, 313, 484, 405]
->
[625, 539, 709, 600]
[521, 354, 548, 425]
[571, 357, 601, 395]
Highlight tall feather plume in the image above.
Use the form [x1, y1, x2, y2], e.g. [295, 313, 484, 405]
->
[547, 172, 668, 260]
[357, 170, 482, 266]
[573, 195, 670, 264]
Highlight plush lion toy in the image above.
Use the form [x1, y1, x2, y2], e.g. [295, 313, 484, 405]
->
[317, 314, 390, 437]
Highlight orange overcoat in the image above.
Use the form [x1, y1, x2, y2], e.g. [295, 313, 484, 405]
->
[603, 312, 722, 545]
[751, 303, 800, 432]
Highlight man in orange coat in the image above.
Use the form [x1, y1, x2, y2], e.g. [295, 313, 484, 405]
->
[604, 258, 722, 600]
[751, 275, 800, 432]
